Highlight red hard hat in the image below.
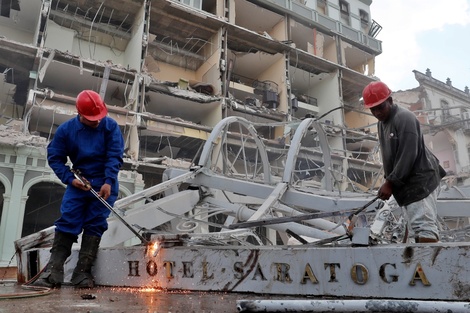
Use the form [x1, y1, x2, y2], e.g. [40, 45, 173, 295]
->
[362, 81, 392, 109]
[76, 90, 108, 121]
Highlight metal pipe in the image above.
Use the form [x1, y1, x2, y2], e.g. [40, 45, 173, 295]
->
[276, 203, 345, 235]
[236, 299, 470, 312]
[206, 197, 339, 240]
[88, 187, 149, 244]
[230, 197, 378, 230]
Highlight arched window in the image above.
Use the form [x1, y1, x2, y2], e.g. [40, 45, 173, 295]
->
[0, 183, 4, 228]
[22, 182, 64, 237]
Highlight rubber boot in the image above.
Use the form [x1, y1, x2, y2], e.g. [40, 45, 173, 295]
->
[416, 237, 439, 243]
[30, 231, 76, 288]
[71, 234, 101, 288]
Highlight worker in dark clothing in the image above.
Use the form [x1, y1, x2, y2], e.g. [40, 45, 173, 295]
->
[362, 81, 446, 243]
[32, 90, 124, 288]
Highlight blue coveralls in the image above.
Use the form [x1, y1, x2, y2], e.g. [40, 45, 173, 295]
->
[47, 115, 124, 237]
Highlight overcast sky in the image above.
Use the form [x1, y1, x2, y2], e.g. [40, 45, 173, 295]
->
[370, 0, 470, 92]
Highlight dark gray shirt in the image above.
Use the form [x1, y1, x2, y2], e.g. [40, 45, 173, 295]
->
[378, 104, 445, 206]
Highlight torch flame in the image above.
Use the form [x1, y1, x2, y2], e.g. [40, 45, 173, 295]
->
[148, 241, 161, 257]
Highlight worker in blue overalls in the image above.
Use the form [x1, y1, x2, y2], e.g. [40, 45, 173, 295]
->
[32, 90, 124, 288]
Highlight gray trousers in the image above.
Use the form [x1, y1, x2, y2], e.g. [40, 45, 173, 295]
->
[403, 187, 440, 240]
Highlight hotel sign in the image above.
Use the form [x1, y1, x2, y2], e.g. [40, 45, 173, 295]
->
[81, 243, 470, 300]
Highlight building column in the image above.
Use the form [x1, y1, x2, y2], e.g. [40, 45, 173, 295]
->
[0, 195, 12, 266]
[0, 161, 27, 266]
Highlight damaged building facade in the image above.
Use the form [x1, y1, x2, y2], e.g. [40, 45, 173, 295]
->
[0, 0, 385, 267]
[393, 69, 470, 187]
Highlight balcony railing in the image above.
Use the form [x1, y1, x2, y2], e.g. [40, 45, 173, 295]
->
[176, 0, 382, 53]
[260, 0, 382, 53]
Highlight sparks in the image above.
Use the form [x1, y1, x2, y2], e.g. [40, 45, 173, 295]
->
[148, 241, 162, 257]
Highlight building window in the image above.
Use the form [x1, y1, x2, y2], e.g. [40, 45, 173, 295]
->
[339, 0, 350, 25]
[339, 0, 349, 14]
[441, 100, 450, 119]
[462, 109, 470, 128]
[359, 9, 369, 24]
[180, 0, 202, 10]
[317, 0, 327, 15]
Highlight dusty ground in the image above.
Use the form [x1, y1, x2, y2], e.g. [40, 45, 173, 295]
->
[0, 280, 298, 313]
[0, 267, 300, 313]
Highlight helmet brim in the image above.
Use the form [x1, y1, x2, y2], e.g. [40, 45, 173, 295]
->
[81, 105, 108, 121]
[363, 100, 384, 109]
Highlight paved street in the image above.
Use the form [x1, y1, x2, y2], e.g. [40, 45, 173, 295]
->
[0, 280, 296, 313]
